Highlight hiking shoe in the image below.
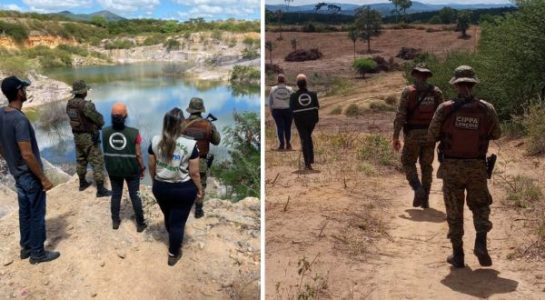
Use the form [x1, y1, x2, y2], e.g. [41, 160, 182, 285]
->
[167, 251, 182, 266]
[286, 143, 292, 150]
[421, 194, 430, 209]
[277, 145, 285, 151]
[112, 220, 121, 230]
[79, 180, 92, 192]
[30, 251, 60, 265]
[195, 203, 204, 219]
[474, 233, 492, 266]
[20, 248, 31, 259]
[136, 222, 147, 233]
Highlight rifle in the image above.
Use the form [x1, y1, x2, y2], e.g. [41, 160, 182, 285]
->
[206, 113, 218, 122]
[486, 154, 497, 179]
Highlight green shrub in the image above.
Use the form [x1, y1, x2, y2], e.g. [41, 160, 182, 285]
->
[0, 56, 31, 76]
[384, 94, 398, 106]
[211, 30, 223, 40]
[228, 38, 237, 48]
[345, 103, 361, 117]
[369, 100, 395, 111]
[230, 65, 260, 85]
[327, 78, 354, 96]
[142, 34, 166, 46]
[163, 39, 181, 52]
[243, 37, 258, 47]
[523, 103, 545, 155]
[352, 58, 377, 78]
[0, 21, 29, 43]
[357, 134, 398, 167]
[242, 47, 259, 60]
[504, 175, 542, 208]
[56, 44, 88, 57]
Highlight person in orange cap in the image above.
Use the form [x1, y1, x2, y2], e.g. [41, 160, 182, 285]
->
[290, 73, 319, 170]
[102, 102, 147, 232]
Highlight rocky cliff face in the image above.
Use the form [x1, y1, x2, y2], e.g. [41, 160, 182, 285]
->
[0, 176, 260, 299]
[0, 71, 72, 107]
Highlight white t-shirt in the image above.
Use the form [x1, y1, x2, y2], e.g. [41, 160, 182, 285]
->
[150, 135, 198, 183]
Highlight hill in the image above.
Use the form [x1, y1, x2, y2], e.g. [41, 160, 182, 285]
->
[0, 176, 260, 299]
[266, 1, 515, 16]
[53, 10, 126, 22]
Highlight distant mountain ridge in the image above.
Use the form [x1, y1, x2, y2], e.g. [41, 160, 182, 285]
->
[52, 10, 126, 21]
[266, 1, 514, 16]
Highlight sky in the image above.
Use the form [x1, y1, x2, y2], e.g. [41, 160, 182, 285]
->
[266, 0, 512, 5]
[0, 0, 260, 20]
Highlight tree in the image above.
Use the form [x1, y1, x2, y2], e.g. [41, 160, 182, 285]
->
[355, 6, 382, 53]
[399, 0, 413, 22]
[315, 2, 327, 13]
[90, 16, 108, 28]
[347, 29, 358, 60]
[266, 41, 273, 65]
[290, 38, 297, 51]
[212, 112, 260, 201]
[327, 4, 341, 14]
[438, 7, 457, 24]
[284, 0, 294, 12]
[389, 0, 401, 23]
[457, 11, 471, 38]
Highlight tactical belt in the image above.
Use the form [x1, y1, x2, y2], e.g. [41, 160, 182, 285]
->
[443, 155, 486, 160]
[292, 107, 318, 113]
[404, 124, 429, 131]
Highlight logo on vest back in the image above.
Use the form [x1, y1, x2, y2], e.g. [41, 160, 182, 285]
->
[298, 93, 312, 107]
[109, 132, 127, 151]
[455, 115, 480, 130]
[274, 87, 290, 101]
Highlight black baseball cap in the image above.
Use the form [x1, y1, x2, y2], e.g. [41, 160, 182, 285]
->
[1, 76, 31, 100]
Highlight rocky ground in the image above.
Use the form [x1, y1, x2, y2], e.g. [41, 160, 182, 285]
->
[0, 176, 260, 299]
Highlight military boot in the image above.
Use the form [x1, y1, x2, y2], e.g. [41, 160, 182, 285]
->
[96, 181, 112, 198]
[474, 232, 492, 266]
[195, 203, 204, 219]
[409, 179, 426, 207]
[78, 175, 91, 192]
[421, 185, 431, 209]
[446, 241, 465, 268]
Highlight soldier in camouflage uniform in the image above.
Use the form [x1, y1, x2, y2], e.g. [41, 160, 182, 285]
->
[428, 65, 501, 268]
[393, 64, 443, 208]
[181, 97, 221, 218]
[66, 80, 111, 198]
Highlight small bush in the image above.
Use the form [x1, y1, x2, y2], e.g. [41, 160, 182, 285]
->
[243, 37, 258, 47]
[57, 44, 88, 57]
[384, 94, 398, 106]
[345, 104, 361, 117]
[142, 34, 166, 46]
[327, 78, 354, 96]
[504, 175, 542, 208]
[369, 100, 395, 112]
[352, 58, 377, 78]
[330, 106, 342, 115]
[357, 134, 398, 167]
[358, 162, 377, 176]
[242, 47, 259, 60]
[164, 39, 181, 52]
[0, 56, 31, 76]
[523, 104, 545, 155]
[211, 30, 223, 40]
[229, 38, 237, 48]
[0, 21, 29, 43]
[230, 65, 260, 85]
[285, 49, 323, 62]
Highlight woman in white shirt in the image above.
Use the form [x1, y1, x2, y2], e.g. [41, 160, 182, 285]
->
[148, 108, 203, 266]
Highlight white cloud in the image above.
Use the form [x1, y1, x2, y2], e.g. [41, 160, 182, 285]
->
[1, 4, 23, 11]
[96, 0, 160, 13]
[22, 0, 92, 12]
[174, 0, 259, 20]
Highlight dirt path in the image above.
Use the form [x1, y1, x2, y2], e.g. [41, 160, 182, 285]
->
[265, 72, 545, 299]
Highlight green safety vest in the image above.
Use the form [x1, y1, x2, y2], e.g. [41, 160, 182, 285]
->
[102, 126, 139, 177]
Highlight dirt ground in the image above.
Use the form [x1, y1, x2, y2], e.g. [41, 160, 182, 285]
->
[0, 177, 260, 299]
[265, 72, 545, 299]
[265, 26, 480, 84]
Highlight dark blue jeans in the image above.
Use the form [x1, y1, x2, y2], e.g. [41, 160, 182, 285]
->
[110, 176, 145, 225]
[294, 119, 316, 166]
[152, 180, 196, 256]
[15, 173, 46, 257]
[272, 109, 293, 148]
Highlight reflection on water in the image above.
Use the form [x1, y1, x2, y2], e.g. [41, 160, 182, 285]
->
[37, 63, 260, 183]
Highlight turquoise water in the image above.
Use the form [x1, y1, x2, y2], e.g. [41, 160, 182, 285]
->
[35, 63, 260, 178]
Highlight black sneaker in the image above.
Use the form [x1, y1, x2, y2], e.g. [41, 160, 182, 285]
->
[30, 251, 60, 265]
[20, 248, 31, 259]
[112, 220, 121, 230]
[136, 222, 147, 233]
[167, 251, 182, 266]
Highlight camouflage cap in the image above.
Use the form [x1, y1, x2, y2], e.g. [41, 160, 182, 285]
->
[411, 63, 432, 76]
[449, 65, 480, 85]
[72, 80, 90, 94]
[186, 97, 206, 113]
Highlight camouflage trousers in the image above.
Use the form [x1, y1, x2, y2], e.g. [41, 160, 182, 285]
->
[196, 158, 208, 205]
[439, 159, 493, 244]
[74, 133, 106, 183]
[401, 130, 435, 191]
